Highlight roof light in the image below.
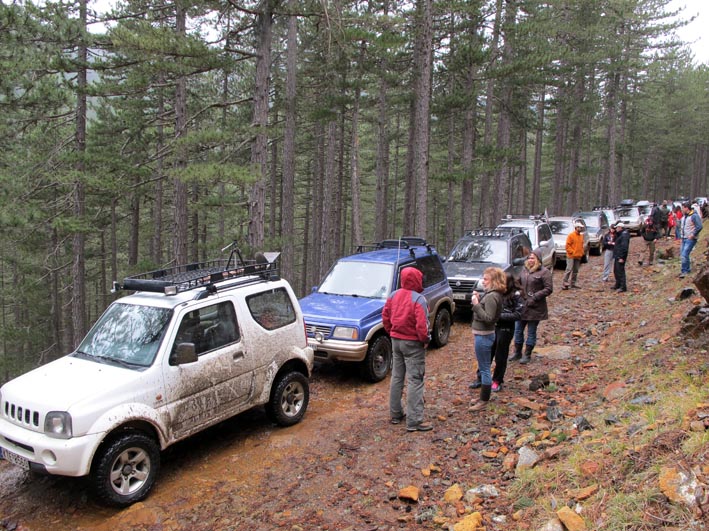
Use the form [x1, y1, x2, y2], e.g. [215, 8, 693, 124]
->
[164, 286, 178, 296]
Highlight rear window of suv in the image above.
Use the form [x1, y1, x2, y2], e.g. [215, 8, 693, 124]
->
[247, 288, 297, 330]
[414, 255, 446, 286]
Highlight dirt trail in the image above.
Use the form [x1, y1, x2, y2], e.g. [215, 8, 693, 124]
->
[0, 236, 700, 531]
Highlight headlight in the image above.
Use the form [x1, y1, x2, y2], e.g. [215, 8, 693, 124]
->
[44, 412, 72, 439]
[332, 326, 358, 340]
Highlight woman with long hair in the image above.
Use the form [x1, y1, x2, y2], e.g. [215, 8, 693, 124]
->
[469, 267, 506, 411]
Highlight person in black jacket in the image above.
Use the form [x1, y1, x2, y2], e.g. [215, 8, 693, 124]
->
[511, 248, 553, 365]
[469, 272, 523, 392]
[612, 222, 630, 293]
[491, 272, 523, 391]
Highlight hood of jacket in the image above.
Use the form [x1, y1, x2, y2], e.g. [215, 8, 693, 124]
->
[400, 267, 423, 293]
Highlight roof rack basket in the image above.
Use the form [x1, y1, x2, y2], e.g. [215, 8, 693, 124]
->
[113, 245, 280, 295]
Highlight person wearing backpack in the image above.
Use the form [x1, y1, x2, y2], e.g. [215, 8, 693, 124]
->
[639, 203, 661, 266]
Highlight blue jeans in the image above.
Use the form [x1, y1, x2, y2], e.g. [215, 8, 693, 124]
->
[389, 339, 426, 428]
[680, 238, 697, 275]
[474, 333, 495, 386]
[514, 320, 539, 347]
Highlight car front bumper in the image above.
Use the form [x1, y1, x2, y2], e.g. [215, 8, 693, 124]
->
[307, 338, 369, 362]
[0, 417, 103, 477]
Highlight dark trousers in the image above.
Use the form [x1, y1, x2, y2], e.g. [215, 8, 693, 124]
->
[491, 325, 514, 384]
[613, 259, 627, 290]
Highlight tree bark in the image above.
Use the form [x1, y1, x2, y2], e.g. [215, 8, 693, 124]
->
[281, 10, 297, 281]
[248, 0, 275, 251]
[411, 0, 433, 237]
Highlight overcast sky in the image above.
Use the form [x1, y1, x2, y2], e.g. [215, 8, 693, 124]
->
[668, 0, 708, 64]
[89, 0, 708, 65]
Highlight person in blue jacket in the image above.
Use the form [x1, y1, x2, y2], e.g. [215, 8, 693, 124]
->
[679, 202, 704, 279]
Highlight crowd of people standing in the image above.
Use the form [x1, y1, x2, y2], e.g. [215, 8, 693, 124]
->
[387, 198, 704, 430]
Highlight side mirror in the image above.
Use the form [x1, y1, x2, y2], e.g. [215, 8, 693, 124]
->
[513, 257, 526, 266]
[311, 286, 318, 293]
[170, 342, 198, 366]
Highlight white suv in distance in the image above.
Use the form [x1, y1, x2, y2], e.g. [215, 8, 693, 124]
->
[0, 248, 314, 507]
[496, 215, 556, 269]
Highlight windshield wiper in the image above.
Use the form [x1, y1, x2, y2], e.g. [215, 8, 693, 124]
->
[75, 351, 140, 369]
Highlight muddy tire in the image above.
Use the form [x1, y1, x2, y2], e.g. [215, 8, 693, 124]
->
[90, 431, 160, 508]
[431, 307, 451, 348]
[360, 334, 392, 383]
[266, 371, 309, 426]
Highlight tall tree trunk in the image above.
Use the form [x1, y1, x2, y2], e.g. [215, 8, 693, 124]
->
[173, 3, 188, 265]
[321, 120, 338, 278]
[606, 69, 620, 204]
[532, 89, 544, 214]
[152, 88, 165, 266]
[374, 71, 390, 242]
[479, 0, 502, 227]
[461, 63, 476, 234]
[72, 0, 87, 346]
[350, 67, 363, 247]
[281, 10, 297, 281]
[248, 0, 275, 251]
[411, 0, 433, 237]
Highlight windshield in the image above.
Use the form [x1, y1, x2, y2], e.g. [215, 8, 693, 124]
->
[578, 215, 600, 228]
[549, 220, 574, 235]
[75, 303, 173, 368]
[499, 223, 535, 245]
[318, 260, 393, 299]
[448, 238, 508, 263]
[617, 207, 640, 218]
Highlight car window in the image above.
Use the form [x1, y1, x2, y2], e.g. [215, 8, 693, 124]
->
[318, 260, 393, 299]
[448, 238, 508, 263]
[550, 220, 573, 234]
[416, 255, 446, 287]
[247, 288, 297, 330]
[172, 302, 240, 357]
[510, 237, 529, 261]
[539, 224, 552, 242]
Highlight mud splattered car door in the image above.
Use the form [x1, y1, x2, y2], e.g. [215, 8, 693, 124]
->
[161, 299, 255, 441]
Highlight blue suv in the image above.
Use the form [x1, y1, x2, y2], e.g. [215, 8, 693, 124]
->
[299, 238, 455, 382]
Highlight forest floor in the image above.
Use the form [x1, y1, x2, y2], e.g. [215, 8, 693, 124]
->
[1, 234, 708, 531]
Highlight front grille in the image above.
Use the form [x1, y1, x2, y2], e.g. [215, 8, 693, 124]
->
[305, 324, 332, 338]
[4, 401, 40, 428]
[448, 279, 477, 292]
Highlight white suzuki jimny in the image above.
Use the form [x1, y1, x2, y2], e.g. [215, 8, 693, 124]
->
[0, 249, 314, 507]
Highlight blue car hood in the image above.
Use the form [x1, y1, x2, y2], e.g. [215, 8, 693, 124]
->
[299, 292, 385, 325]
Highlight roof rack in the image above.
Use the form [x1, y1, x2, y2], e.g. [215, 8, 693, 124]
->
[501, 213, 546, 222]
[465, 227, 524, 238]
[113, 244, 280, 296]
[355, 237, 433, 256]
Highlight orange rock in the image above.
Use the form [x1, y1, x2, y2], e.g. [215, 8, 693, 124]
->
[556, 506, 587, 531]
[580, 460, 600, 476]
[569, 484, 599, 500]
[398, 485, 419, 502]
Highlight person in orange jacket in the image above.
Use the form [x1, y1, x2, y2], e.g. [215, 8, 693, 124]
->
[562, 222, 586, 289]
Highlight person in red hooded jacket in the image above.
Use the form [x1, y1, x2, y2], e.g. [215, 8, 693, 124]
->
[382, 266, 432, 432]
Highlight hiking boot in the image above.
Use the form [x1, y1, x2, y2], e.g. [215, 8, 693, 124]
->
[509, 343, 523, 362]
[390, 414, 406, 425]
[491, 381, 501, 392]
[519, 345, 534, 364]
[469, 380, 482, 389]
[406, 423, 433, 432]
[469, 384, 492, 411]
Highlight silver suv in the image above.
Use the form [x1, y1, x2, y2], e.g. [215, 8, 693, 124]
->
[496, 215, 556, 269]
[0, 248, 314, 507]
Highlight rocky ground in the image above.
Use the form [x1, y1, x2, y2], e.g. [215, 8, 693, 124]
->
[1, 235, 708, 531]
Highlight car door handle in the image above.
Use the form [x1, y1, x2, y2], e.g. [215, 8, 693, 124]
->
[233, 350, 244, 361]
